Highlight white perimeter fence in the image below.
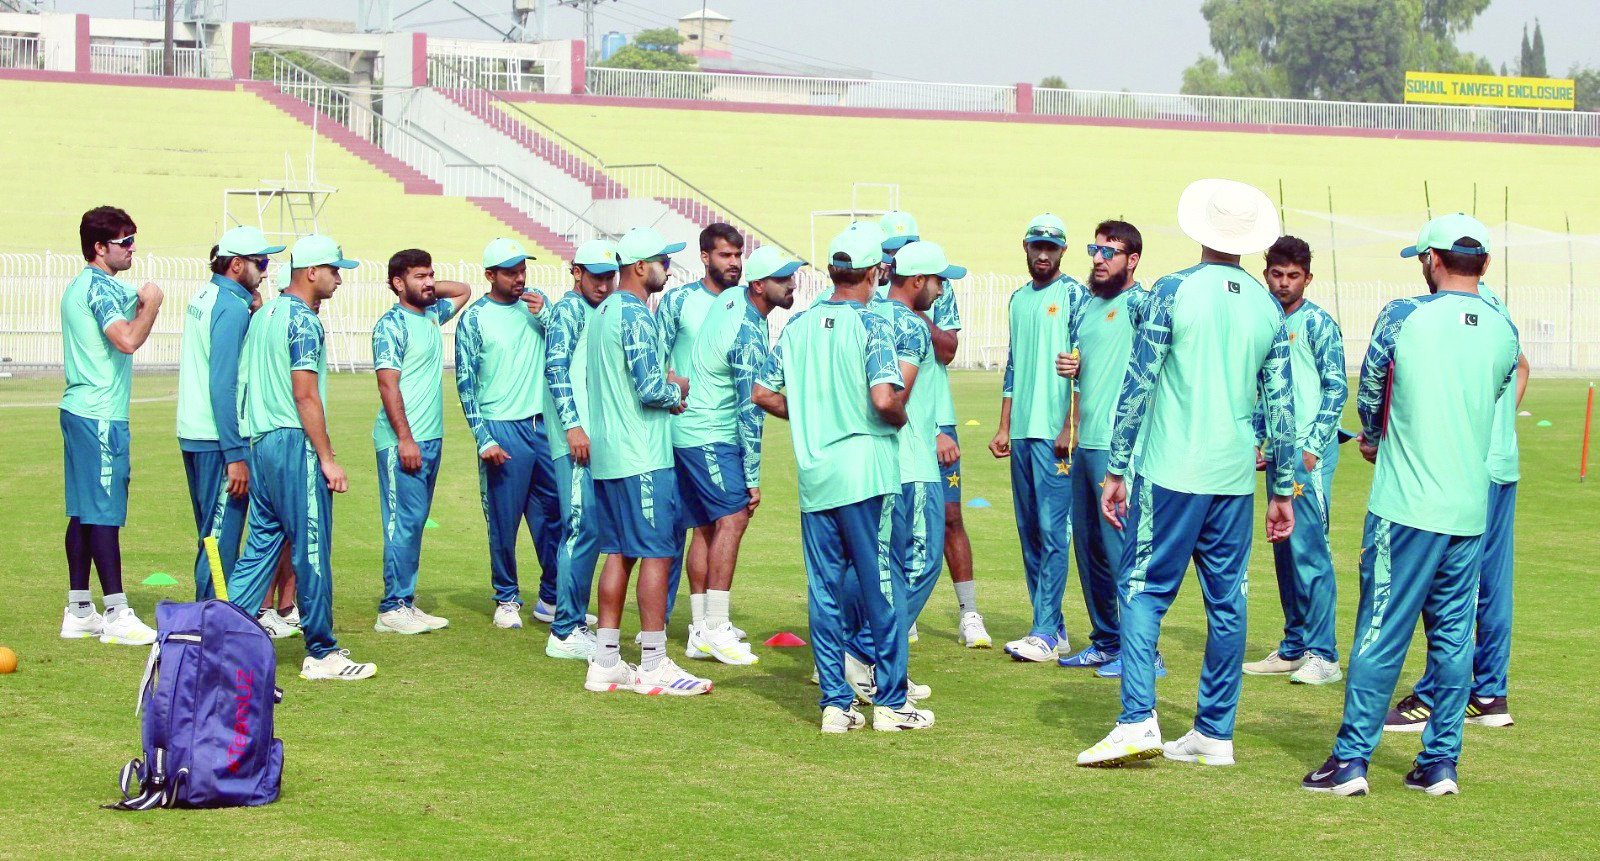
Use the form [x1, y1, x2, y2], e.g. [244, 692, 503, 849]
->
[2, 252, 1596, 373]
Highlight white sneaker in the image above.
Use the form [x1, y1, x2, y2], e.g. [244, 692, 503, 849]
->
[1162, 729, 1236, 766]
[731, 623, 747, 641]
[584, 658, 638, 692]
[1077, 715, 1163, 767]
[1003, 634, 1058, 663]
[260, 609, 303, 639]
[1243, 649, 1305, 675]
[409, 604, 450, 630]
[821, 705, 867, 733]
[633, 657, 713, 696]
[958, 611, 992, 649]
[907, 622, 919, 644]
[586, 613, 599, 627]
[546, 626, 598, 660]
[493, 601, 523, 629]
[702, 623, 759, 666]
[60, 606, 104, 640]
[873, 704, 935, 731]
[300, 649, 377, 681]
[531, 600, 557, 624]
[1289, 655, 1343, 686]
[280, 605, 301, 627]
[906, 677, 932, 702]
[100, 606, 157, 646]
[844, 651, 876, 704]
[683, 624, 712, 660]
[374, 606, 430, 635]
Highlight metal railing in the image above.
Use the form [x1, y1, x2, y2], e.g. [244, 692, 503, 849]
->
[586, 66, 1017, 113]
[89, 41, 214, 79]
[7, 252, 1592, 373]
[605, 162, 798, 255]
[0, 34, 41, 70]
[427, 52, 546, 93]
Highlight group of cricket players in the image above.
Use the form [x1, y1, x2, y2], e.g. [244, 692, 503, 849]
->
[56, 175, 1527, 795]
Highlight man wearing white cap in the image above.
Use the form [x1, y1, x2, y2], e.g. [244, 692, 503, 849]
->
[177, 226, 282, 603]
[1078, 180, 1296, 767]
[454, 238, 560, 630]
[583, 227, 712, 697]
[230, 234, 375, 681]
[543, 239, 619, 661]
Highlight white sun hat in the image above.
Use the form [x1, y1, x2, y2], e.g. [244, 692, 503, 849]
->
[1176, 178, 1282, 256]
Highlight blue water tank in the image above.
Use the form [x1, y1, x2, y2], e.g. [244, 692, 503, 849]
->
[600, 31, 627, 61]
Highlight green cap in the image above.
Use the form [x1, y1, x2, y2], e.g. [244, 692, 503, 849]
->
[1401, 213, 1492, 258]
[616, 227, 687, 265]
[572, 239, 620, 274]
[1023, 213, 1067, 247]
[878, 210, 920, 251]
[827, 222, 887, 270]
[892, 240, 966, 280]
[483, 237, 533, 269]
[215, 226, 285, 257]
[744, 246, 805, 282]
[289, 234, 358, 269]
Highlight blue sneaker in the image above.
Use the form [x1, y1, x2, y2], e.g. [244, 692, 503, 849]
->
[1301, 756, 1369, 796]
[1403, 760, 1460, 796]
[1058, 646, 1119, 668]
[1095, 653, 1167, 679]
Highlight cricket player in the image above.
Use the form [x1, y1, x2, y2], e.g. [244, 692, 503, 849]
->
[1242, 236, 1349, 685]
[989, 213, 1087, 663]
[1303, 213, 1519, 798]
[672, 245, 803, 666]
[58, 206, 162, 646]
[178, 226, 281, 605]
[1385, 286, 1530, 731]
[543, 239, 620, 661]
[1056, 220, 1147, 677]
[1078, 179, 1295, 768]
[371, 248, 471, 635]
[582, 227, 712, 697]
[753, 223, 933, 733]
[878, 212, 990, 649]
[229, 234, 374, 681]
[454, 238, 561, 630]
[659, 223, 746, 635]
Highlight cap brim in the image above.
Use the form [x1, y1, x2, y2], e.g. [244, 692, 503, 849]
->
[1399, 246, 1422, 259]
[262, 244, 287, 255]
[939, 264, 968, 279]
[764, 260, 804, 279]
[580, 262, 619, 274]
[662, 241, 687, 255]
[881, 235, 917, 251]
[332, 258, 360, 269]
[488, 255, 529, 269]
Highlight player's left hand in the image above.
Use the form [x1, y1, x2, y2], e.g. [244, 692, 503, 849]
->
[936, 432, 960, 466]
[746, 488, 761, 515]
[1053, 427, 1075, 460]
[520, 290, 545, 313]
[1302, 449, 1319, 472]
[398, 439, 423, 473]
[1357, 433, 1379, 464]
[1100, 474, 1127, 530]
[1266, 495, 1295, 542]
[1054, 350, 1080, 378]
[321, 459, 348, 493]
[225, 460, 249, 498]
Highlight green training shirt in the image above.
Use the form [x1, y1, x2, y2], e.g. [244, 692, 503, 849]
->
[1480, 286, 1520, 484]
[1072, 284, 1143, 450]
[586, 292, 682, 480]
[870, 295, 941, 485]
[453, 292, 550, 454]
[1002, 274, 1086, 441]
[239, 294, 326, 438]
[371, 297, 458, 451]
[60, 266, 137, 422]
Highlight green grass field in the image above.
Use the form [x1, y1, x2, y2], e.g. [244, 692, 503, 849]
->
[0, 370, 1596, 860]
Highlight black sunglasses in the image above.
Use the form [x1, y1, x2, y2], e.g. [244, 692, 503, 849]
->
[1087, 244, 1127, 261]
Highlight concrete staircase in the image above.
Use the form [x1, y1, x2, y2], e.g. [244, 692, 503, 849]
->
[251, 84, 443, 196]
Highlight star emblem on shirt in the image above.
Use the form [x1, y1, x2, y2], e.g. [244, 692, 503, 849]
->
[1289, 331, 1298, 343]
[1047, 303, 1059, 316]
[1055, 460, 1070, 475]
[1292, 481, 1306, 498]
[1106, 309, 1117, 321]
[946, 473, 961, 488]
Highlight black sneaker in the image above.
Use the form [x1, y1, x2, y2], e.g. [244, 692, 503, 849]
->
[1464, 695, 1514, 727]
[1403, 760, 1460, 796]
[1383, 693, 1430, 733]
[1301, 755, 1369, 796]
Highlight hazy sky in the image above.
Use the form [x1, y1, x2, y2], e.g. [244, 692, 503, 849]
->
[61, 0, 1600, 92]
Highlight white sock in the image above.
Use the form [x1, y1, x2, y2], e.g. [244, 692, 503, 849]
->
[954, 580, 978, 616]
[689, 593, 706, 627]
[640, 630, 667, 672]
[596, 627, 621, 668]
[706, 589, 730, 629]
[67, 590, 94, 617]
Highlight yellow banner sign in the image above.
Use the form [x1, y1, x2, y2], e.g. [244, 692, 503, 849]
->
[1404, 71, 1575, 110]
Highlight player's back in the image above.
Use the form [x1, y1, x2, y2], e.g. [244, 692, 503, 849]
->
[1367, 291, 1519, 535]
[1138, 263, 1284, 495]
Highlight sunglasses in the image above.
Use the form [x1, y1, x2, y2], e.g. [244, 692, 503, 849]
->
[106, 235, 136, 248]
[247, 256, 270, 271]
[647, 255, 672, 271]
[1087, 244, 1127, 261]
[1025, 227, 1065, 241]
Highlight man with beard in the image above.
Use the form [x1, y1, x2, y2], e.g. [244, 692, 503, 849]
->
[1055, 220, 1157, 680]
[989, 213, 1087, 664]
[583, 227, 711, 697]
[178, 227, 281, 605]
[1242, 236, 1349, 685]
[454, 238, 558, 630]
[370, 248, 472, 635]
[658, 223, 749, 647]
[672, 245, 805, 666]
[543, 240, 620, 661]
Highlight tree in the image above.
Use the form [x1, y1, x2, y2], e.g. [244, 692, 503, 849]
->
[634, 27, 684, 52]
[594, 27, 698, 72]
[1571, 64, 1600, 112]
[1182, 0, 1493, 102]
[1519, 24, 1532, 75]
[1529, 19, 1547, 77]
[1039, 75, 1067, 89]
